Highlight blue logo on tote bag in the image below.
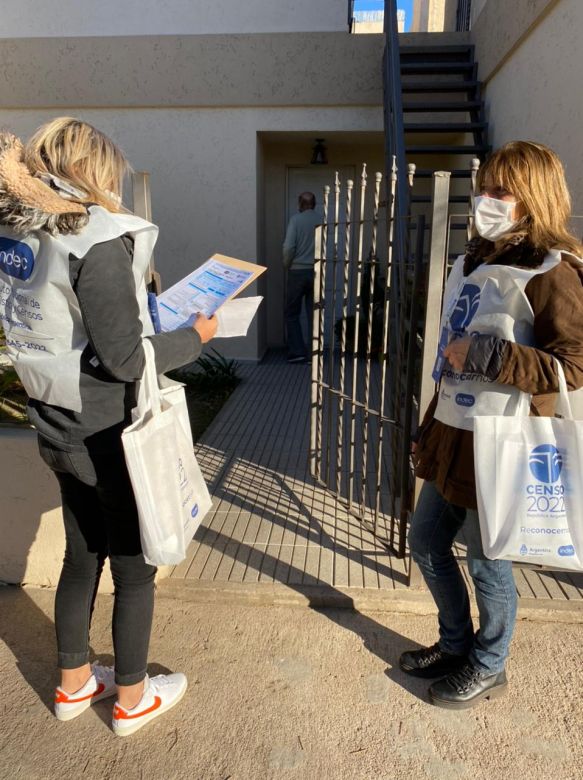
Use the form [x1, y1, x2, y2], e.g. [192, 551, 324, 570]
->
[528, 444, 563, 484]
[558, 545, 575, 557]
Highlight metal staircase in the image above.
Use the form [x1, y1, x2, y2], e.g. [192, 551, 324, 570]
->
[401, 44, 490, 167]
[400, 43, 490, 248]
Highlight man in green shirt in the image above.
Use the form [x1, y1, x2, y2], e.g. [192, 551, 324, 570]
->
[283, 192, 321, 363]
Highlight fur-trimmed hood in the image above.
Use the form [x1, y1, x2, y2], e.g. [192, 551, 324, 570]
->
[0, 132, 89, 236]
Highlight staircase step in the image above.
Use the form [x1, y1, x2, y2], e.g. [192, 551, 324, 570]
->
[402, 80, 480, 93]
[404, 122, 487, 133]
[402, 101, 482, 112]
[411, 195, 470, 204]
[401, 62, 475, 75]
[400, 45, 474, 56]
[414, 169, 474, 178]
[406, 144, 491, 155]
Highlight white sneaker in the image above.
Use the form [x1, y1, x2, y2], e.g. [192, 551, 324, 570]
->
[54, 662, 116, 721]
[112, 673, 188, 737]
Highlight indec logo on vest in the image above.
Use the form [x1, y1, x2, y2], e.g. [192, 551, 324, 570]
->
[0, 238, 35, 281]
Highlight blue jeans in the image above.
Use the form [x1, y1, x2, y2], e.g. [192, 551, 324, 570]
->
[285, 268, 313, 358]
[409, 481, 517, 674]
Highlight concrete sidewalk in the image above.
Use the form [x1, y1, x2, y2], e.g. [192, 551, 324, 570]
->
[1, 585, 582, 780]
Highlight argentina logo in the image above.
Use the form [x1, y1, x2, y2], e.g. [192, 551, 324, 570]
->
[0, 238, 35, 281]
[449, 284, 481, 333]
[529, 444, 563, 483]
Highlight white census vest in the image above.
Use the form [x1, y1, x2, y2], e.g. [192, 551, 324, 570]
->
[0, 205, 158, 412]
[433, 250, 562, 432]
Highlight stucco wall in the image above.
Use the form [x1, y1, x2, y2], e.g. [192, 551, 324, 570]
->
[472, 0, 557, 82]
[2, 0, 347, 37]
[0, 107, 382, 359]
[470, 0, 489, 26]
[0, 31, 383, 360]
[0, 33, 383, 109]
[481, 0, 583, 214]
[412, 0, 447, 32]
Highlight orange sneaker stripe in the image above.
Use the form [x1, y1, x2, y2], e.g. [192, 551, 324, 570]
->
[55, 682, 105, 704]
[114, 695, 162, 720]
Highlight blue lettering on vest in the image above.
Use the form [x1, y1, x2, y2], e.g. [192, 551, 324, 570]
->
[0, 238, 35, 281]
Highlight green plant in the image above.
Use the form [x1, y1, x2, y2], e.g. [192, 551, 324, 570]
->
[0, 366, 28, 423]
[0, 326, 27, 423]
[174, 349, 240, 394]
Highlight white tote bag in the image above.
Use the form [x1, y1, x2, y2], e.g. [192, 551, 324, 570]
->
[122, 339, 212, 566]
[474, 360, 583, 571]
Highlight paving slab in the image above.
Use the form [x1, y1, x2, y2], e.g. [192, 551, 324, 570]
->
[1, 585, 582, 780]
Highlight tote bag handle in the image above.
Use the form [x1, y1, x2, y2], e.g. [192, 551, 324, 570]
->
[135, 338, 162, 419]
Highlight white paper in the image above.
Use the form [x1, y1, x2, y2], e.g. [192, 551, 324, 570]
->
[157, 257, 256, 332]
[215, 296, 263, 338]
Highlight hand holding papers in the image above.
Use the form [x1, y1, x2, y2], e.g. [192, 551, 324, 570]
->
[157, 254, 266, 337]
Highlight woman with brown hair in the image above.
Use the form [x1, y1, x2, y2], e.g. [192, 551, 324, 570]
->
[399, 141, 583, 709]
[0, 117, 217, 734]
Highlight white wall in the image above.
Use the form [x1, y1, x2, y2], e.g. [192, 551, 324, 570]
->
[484, 0, 583, 215]
[1, 0, 347, 37]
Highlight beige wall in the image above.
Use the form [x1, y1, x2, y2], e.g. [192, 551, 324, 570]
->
[0, 33, 384, 109]
[0, 32, 384, 360]
[477, 0, 583, 214]
[0, 107, 382, 360]
[471, 0, 489, 26]
[2, 0, 347, 37]
[412, 0, 447, 32]
[472, 0, 557, 81]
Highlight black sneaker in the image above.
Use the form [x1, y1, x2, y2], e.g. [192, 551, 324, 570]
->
[399, 642, 468, 679]
[429, 663, 508, 710]
[287, 355, 307, 364]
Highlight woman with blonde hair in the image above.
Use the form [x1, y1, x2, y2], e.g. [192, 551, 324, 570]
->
[399, 141, 583, 708]
[0, 117, 217, 734]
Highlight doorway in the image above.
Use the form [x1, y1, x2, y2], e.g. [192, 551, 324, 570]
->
[284, 166, 355, 351]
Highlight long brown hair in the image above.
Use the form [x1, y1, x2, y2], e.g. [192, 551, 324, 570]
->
[476, 141, 583, 257]
[24, 117, 130, 213]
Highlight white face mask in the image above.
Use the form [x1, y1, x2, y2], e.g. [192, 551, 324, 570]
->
[473, 195, 518, 241]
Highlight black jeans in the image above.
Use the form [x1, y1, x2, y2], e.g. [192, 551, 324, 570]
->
[38, 430, 156, 686]
[285, 268, 314, 358]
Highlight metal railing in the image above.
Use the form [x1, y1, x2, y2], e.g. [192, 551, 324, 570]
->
[347, 0, 355, 31]
[456, 0, 472, 31]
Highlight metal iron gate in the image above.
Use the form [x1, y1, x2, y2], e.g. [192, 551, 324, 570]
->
[309, 161, 427, 558]
[308, 159, 482, 571]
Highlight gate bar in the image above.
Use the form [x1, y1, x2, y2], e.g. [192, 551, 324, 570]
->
[310, 184, 331, 481]
[324, 173, 342, 487]
[395, 213, 426, 556]
[334, 179, 354, 497]
[358, 172, 383, 517]
[347, 165, 369, 509]
[373, 156, 399, 535]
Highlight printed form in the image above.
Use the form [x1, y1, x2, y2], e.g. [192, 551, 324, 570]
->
[157, 254, 266, 337]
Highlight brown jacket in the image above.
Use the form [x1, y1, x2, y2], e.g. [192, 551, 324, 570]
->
[415, 252, 583, 509]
